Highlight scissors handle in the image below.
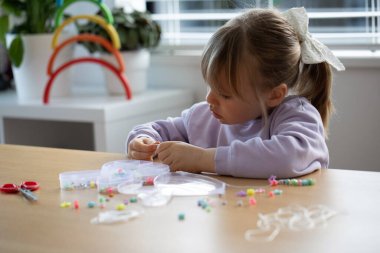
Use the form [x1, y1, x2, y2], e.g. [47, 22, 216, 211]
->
[21, 181, 39, 191]
[0, 183, 19, 193]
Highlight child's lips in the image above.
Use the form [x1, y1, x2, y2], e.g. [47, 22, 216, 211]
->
[211, 110, 222, 119]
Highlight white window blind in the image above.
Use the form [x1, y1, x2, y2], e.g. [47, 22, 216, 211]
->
[146, 0, 380, 51]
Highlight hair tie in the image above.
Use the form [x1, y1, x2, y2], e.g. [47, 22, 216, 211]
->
[282, 7, 345, 71]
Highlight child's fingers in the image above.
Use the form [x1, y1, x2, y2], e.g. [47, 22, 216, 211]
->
[131, 139, 159, 152]
[128, 150, 155, 161]
[156, 141, 176, 153]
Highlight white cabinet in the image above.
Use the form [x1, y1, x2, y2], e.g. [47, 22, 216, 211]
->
[0, 89, 194, 153]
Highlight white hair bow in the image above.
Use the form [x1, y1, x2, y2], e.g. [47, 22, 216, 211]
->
[282, 7, 345, 71]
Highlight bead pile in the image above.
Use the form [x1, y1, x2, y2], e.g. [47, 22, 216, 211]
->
[60, 195, 139, 211]
[62, 180, 97, 191]
[197, 198, 212, 212]
[268, 175, 315, 187]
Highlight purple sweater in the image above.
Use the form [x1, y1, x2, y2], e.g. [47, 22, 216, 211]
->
[126, 95, 328, 178]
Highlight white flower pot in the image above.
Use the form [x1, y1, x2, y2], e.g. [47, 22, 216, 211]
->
[6, 33, 74, 101]
[101, 49, 150, 95]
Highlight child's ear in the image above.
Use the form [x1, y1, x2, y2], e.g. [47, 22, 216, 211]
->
[265, 83, 288, 108]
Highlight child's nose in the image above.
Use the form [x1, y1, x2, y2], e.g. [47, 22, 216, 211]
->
[206, 90, 216, 104]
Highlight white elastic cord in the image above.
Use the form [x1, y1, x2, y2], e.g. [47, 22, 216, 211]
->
[245, 205, 337, 242]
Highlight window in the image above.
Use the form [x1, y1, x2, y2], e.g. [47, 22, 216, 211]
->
[146, 0, 380, 51]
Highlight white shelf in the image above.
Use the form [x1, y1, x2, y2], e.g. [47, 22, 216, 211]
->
[0, 88, 194, 153]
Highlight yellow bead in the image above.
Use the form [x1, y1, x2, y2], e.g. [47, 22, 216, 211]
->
[116, 203, 126, 211]
[246, 188, 255, 196]
[89, 181, 96, 188]
[60, 201, 71, 208]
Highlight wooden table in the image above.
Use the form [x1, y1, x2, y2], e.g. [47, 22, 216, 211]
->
[0, 144, 379, 253]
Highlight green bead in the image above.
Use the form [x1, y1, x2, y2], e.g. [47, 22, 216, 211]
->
[178, 213, 185, 221]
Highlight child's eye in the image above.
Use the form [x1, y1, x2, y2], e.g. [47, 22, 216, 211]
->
[220, 94, 231, 99]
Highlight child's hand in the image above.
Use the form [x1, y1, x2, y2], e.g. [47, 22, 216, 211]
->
[156, 141, 216, 173]
[128, 137, 160, 161]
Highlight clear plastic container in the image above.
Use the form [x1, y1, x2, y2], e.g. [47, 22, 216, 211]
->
[98, 160, 169, 194]
[59, 160, 170, 193]
[59, 170, 100, 190]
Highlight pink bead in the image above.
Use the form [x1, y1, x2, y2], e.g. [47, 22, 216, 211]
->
[270, 180, 278, 186]
[144, 177, 154, 186]
[249, 197, 257, 205]
[74, 200, 79, 209]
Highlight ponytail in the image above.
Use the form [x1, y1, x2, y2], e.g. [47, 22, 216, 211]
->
[297, 62, 333, 136]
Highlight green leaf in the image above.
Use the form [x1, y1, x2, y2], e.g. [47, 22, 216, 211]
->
[0, 15, 9, 45]
[8, 35, 23, 67]
[1, 0, 24, 16]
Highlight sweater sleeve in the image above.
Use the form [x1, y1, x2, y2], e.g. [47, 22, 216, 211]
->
[125, 107, 193, 154]
[215, 98, 329, 179]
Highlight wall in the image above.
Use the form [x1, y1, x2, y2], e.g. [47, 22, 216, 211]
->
[329, 66, 380, 171]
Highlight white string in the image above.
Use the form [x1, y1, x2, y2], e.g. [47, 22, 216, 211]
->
[245, 204, 337, 242]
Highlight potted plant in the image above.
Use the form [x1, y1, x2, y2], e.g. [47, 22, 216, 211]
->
[75, 7, 161, 95]
[0, 0, 73, 100]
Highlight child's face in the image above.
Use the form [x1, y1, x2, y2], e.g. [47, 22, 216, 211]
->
[206, 83, 264, 125]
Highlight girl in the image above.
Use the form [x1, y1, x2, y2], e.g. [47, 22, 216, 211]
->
[126, 7, 345, 178]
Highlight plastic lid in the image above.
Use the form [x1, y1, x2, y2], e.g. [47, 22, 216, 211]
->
[100, 160, 169, 193]
[153, 171, 226, 196]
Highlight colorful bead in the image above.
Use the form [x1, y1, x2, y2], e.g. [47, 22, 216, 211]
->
[270, 175, 316, 187]
[144, 177, 154, 186]
[273, 189, 283, 195]
[74, 200, 79, 209]
[178, 212, 185, 221]
[89, 181, 96, 188]
[201, 201, 208, 209]
[246, 188, 255, 196]
[197, 198, 213, 211]
[64, 185, 74, 190]
[249, 197, 257, 205]
[255, 188, 266, 193]
[106, 187, 113, 194]
[236, 190, 247, 197]
[87, 201, 96, 208]
[270, 180, 279, 186]
[268, 191, 275, 197]
[129, 197, 138, 203]
[60, 201, 71, 208]
[236, 200, 244, 207]
[116, 203, 126, 211]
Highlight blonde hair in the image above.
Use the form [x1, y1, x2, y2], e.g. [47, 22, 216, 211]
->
[201, 8, 333, 135]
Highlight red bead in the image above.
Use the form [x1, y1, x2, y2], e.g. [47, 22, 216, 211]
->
[270, 180, 279, 186]
[74, 200, 79, 209]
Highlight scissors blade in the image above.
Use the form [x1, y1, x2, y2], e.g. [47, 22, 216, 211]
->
[19, 188, 38, 201]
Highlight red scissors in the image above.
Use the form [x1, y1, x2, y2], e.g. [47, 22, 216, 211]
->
[0, 181, 39, 201]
